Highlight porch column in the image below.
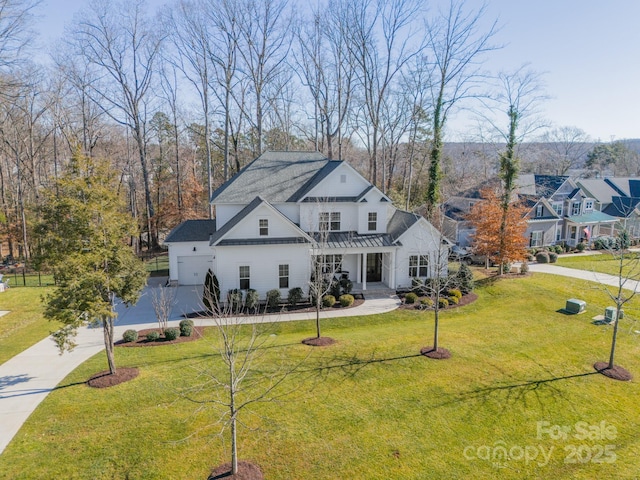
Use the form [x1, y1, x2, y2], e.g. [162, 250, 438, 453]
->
[389, 251, 396, 288]
[362, 253, 367, 291]
[356, 254, 362, 283]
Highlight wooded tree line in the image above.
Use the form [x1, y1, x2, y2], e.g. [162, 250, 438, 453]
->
[0, 0, 630, 261]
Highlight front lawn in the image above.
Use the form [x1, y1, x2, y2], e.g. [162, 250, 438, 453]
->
[557, 252, 640, 278]
[1, 274, 639, 479]
[0, 287, 58, 366]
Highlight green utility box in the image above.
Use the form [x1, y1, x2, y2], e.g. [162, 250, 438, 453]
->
[604, 306, 623, 323]
[565, 298, 586, 314]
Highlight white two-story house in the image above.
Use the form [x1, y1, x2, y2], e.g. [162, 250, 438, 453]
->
[164, 151, 446, 297]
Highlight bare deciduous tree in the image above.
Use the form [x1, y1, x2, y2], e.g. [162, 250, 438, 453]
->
[70, 0, 164, 248]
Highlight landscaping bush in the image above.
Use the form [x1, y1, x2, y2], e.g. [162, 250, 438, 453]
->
[164, 327, 179, 341]
[520, 261, 529, 274]
[340, 278, 353, 294]
[438, 298, 449, 308]
[146, 330, 160, 342]
[411, 278, 426, 296]
[455, 263, 474, 294]
[266, 289, 281, 309]
[549, 252, 558, 263]
[535, 251, 550, 263]
[322, 295, 336, 308]
[245, 289, 259, 311]
[421, 298, 434, 308]
[448, 295, 459, 305]
[447, 288, 462, 299]
[179, 319, 194, 337]
[288, 287, 304, 307]
[404, 292, 418, 304]
[329, 280, 342, 299]
[227, 289, 243, 312]
[576, 242, 586, 252]
[122, 329, 138, 343]
[339, 294, 354, 307]
[554, 245, 564, 254]
[203, 269, 220, 314]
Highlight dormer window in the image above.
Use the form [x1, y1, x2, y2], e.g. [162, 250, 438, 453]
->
[319, 212, 340, 231]
[536, 205, 543, 218]
[259, 219, 268, 236]
[572, 201, 581, 216]
[584, 200, 594, 211]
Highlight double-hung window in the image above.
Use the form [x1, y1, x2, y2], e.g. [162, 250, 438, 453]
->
[239, 266, 250, 290]
[368, 212, 377, 231]
[279, 264, 289, 288]
[409, 255, 428, 277]
[319, 212, 340, 231]
[259, 219, 268, 236]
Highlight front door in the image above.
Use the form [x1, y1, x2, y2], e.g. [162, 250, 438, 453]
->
[366, 253, 382, 282]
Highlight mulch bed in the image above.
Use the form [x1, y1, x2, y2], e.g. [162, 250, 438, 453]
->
[593, 362, 633, 381]
[302, 336, 336, 347]
[87, 367, 139, 388]
[184, 298, 365, 319]
[397, 292, 478, 311]
[115, 327, 206, 347]
[209, 461, 264, 480]
[420, 346, 452, 359]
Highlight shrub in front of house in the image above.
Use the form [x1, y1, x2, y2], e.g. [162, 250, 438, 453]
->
[146, 330, 160, 342]
[266, 289, 281, 309]
[421, 298, 434, 308]
[164, 327, 179, 341]
[179, 319, 194, 337]
[404, 292, 418, 304]
[329, 280, 342, 299]
[576, 242, 586, 252]
[339, 294, 354, 307]
[549, 252, 558, 263]
[411, 278, 426, 296]
[340, 278, 353, 294]
[245, 289, 259, 311]
[227, 289, 243, 312]
[554, 245, 564, 254]
[438, 298, 449, 308]
[447, 288, 462, 299]
[322, 295, 336, 308]
[535, 251, 550, 263]
[122, 329, 138, 343]
[520, 261, 529, 274]
[288, 287, 304, 307]
[448, 295, 459, 305]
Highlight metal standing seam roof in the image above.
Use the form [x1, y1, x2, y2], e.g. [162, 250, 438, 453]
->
[311, 231, 396, 249]
[164, 219, 217, 243]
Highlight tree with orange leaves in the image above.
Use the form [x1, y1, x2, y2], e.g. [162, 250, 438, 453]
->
[468, 187, 529, 274]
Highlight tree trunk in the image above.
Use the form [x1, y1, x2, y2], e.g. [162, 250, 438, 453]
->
[103, 315, 116, 375]
[608, 309, 621, 369]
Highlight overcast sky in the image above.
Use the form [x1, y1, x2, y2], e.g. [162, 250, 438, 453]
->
[35, 0, 640, 142]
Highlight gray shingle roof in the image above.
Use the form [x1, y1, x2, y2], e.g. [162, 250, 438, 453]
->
[210, 151, 333, 204]
[164, 219, 217, 243]
[387, 210, 421, 242]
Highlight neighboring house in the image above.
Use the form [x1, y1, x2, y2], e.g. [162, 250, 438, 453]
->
[443, 174, 620, 248]
[165, 151, 447, 297]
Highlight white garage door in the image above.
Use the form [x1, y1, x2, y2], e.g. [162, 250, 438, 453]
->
[177, 255, 213, 285]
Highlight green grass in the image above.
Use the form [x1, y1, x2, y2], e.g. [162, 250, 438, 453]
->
[557, 252, 640, 278]
[1, 274, 639, 479]
[0, 287, 59, 365]
[145, 254, 169, 276]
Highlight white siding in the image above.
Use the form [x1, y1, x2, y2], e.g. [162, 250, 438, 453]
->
[226, 203, 301, 240]
[215, 204, 244, 229]
[213, 244, 311, 300]
[305, 164, 370, 197]
[299, 203, 358, 232]
[394, 220, 446, 290]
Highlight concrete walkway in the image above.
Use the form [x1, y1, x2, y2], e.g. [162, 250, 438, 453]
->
[528, 263, 640, 292]
[0, 281, 400, 455]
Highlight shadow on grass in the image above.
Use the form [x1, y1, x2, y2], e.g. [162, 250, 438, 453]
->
[433, 369, 599, 414]
[0, 378, 88, 399]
